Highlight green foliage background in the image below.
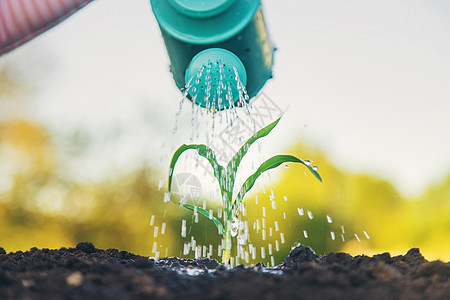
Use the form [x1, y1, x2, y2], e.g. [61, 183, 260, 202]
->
[0, 118, 448, 263]
[0, 66, 449, 263]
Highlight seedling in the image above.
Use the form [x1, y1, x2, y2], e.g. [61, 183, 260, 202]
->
[168, 117, 322, 264]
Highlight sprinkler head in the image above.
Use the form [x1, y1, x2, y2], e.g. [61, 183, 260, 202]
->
[151, 0, 274, 107]
[185, 48, 247, 110]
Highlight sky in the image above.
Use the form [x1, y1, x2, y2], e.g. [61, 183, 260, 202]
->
[2, 0, 449, 197]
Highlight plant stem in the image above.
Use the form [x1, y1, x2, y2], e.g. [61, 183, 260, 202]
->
[221, 222, 232, 265]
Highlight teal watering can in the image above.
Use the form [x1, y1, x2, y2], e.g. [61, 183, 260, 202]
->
[150, 0, 274, 110]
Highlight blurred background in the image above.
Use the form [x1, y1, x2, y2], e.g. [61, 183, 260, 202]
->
[0, 0, 449, 264]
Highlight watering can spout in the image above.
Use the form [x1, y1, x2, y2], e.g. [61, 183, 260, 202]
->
[184, 48, 248, 110]
[150, 0, 274, 110]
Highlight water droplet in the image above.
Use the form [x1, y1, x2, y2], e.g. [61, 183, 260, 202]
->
[261, 247, 266, 259]
[303, 230, 308, 238]
[158, 179, 164, 191]
[240, 204, 246, 217]
[274, 221, 279, 232]
[154, 226, 159, 238]
[149, 215, 155, 226]
[326, 215, 333, 223]
[355, 234, 361, 242]
[341, 234, 345, 242]
[271, 201, 277, 210]
[364, 231, 370, 239]
[275, 240, 280, 251]
[183, 243, 190, 255]
[195, 246, 201, 259]
[341, 225, 345, 234]
[161, 223, 166, 235]
[330, 231, 335, 240]
[230, 218, 238, 237]
[163, 192, 171, 203]
[307, 210, 314, 220]
[280, 233, 285, 244]
[304, 160, 312, 166]
[283, 196, 288, 201]
[181, 220, 186, 237]
[284, 164, 289, 169]
[312, 165, 318, 171]
[297, 207, 304, 216]
[238, 234, 246, 245]
[191, 237, 196, 251]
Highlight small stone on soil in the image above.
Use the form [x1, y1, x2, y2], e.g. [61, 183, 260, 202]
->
[66, 271, 83, 287]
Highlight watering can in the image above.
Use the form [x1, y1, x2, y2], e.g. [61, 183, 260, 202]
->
[150, 0, 274, 110]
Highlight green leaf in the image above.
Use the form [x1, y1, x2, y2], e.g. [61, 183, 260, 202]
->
[168, 144, 224, 192]
[232, 155, 322, 213]
[183, 204, 224, 234]
[226, 117, 281, 185]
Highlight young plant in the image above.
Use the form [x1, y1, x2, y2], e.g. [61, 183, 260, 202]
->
[168, 117, 322, 264]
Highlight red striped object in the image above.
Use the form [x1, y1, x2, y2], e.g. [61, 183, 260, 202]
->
[0, 0, 93, 55]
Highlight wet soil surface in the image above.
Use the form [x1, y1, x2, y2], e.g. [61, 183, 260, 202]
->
[0, 242, 448, 299]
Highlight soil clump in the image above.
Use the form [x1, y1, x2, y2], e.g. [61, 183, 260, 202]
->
[0, 242, 448, 299]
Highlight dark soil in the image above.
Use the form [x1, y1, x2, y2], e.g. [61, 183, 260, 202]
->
[0, 242, 448, 300]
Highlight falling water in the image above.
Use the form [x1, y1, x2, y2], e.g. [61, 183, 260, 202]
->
[152, 61, 375, 266]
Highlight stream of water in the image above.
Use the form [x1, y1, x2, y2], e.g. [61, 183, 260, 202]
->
[148, 66, 370, 267]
